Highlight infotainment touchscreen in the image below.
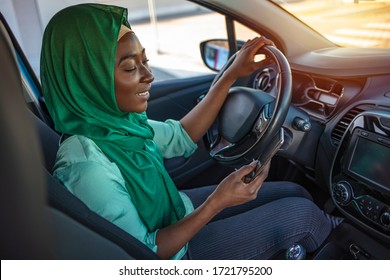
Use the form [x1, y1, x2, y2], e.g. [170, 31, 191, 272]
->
[348, 136, 390, 190]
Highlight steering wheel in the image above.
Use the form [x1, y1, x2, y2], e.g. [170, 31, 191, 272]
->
[206, 45, 292, 167]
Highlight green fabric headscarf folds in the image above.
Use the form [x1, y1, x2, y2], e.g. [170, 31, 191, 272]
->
[40, 4, 186, 232]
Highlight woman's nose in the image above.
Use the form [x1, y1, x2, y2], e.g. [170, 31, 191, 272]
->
[141, 65, 154, 83]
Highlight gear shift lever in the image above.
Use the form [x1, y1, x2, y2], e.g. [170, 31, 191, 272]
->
[286, 243, 306, 260]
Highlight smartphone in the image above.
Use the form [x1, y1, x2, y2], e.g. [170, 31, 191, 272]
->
[243, 128, 284, 183]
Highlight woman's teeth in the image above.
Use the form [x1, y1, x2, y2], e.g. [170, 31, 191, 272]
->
[136, 91, 148, 96]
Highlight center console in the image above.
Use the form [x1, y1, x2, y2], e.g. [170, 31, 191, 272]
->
[330, 109, 390, 240]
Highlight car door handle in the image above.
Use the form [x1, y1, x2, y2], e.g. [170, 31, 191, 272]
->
[196, 94, 205, 103]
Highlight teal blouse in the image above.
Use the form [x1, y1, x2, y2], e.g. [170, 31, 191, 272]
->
[53, 119, 198, 259]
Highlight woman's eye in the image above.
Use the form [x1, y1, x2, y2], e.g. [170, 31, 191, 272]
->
[124, 67, 136, 72]
[143, 59, 149, 65]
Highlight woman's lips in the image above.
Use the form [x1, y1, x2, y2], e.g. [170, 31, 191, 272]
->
[136, 91, 148, 96]
[136, 91, 150, 99]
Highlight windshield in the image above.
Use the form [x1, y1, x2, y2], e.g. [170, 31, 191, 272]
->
[270, 0, 390, 48]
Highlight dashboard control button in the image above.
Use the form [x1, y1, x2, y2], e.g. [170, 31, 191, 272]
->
[377, 137, 390, 146]
[293, 117, 311, 132]
[354, 196, 389, 227]
[380, 211, 390, 228]
[360, 131, 369, 137]
[332, 181, 352, 206]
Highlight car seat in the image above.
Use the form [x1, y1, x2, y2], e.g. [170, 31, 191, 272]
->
[0, 12, 159, 260]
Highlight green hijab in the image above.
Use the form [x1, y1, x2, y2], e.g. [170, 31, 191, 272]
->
[40, 4, 186, 232]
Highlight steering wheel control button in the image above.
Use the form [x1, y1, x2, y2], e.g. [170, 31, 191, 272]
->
[253, 109, 269, 134]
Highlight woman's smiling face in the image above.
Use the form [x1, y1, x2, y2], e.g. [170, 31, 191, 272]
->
[114, 31, 154, 113]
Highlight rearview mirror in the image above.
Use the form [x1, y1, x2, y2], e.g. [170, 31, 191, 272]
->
[200, 39, 244, 72]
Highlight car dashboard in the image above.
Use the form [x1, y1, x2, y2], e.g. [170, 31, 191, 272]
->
[251, 46, 390, 244]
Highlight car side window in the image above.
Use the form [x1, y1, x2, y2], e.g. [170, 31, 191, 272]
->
[132, 3, 227, 81]
[235, 21, 261, 42]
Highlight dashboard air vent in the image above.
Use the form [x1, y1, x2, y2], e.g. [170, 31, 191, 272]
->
[331, 107, 364, 146]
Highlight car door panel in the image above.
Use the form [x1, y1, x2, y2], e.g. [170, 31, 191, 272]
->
[147, 74, 215, 120]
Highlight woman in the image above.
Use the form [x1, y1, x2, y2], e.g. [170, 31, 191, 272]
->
[41, 3, 332, 259]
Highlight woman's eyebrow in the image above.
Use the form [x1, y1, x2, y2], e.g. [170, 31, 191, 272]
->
[118, 48, 146, 64]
